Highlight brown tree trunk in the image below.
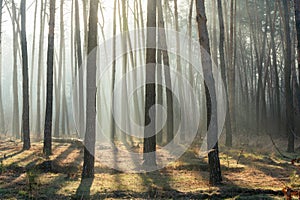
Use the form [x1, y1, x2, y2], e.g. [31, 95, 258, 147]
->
[82, 0, 99, 178]
[21, 0, 30, 150]
[217, 0, 232, 147]
[143, 0, 157, 167]
[283, 0, 295, 152]
[295, 0, 300, 84]
[196, 0, 222, 185]
[36, 0, 47, 139]
[0, 0, 5, 135]
[12, 0, 20, 139]
[43, 0, 56, 156]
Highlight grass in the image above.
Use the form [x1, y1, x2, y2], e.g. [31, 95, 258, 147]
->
[0, 135, 299, 199]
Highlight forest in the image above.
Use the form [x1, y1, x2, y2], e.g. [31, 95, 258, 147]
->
[0, 0, 300, 199]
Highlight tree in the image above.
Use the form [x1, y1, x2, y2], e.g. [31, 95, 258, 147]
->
[143, 0, 157, 167]
[82, 0, 99, 178]
[11, 0, 20, 139]
[295, 0, 300, 83]
[43, 0, 56, 156]
[217, 0, 232, 147]
[196, 0, 222, 185]
[21, 0, 30, 150]
[283, 0, 295, 153]
[157, 0, 174, 144]
[36, 0, 47, 139]
[0, 0, 5, 135]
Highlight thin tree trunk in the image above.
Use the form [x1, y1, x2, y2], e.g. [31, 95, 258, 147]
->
[82, 0, 99, 179]
[228, 0, 236, 138]
[21, 0, 30, 150]
[54, 0, 65, 138]
[143, 0, 157, 167]
[196, 0, 222, 185]
[36, 0, 47, 139]
[295, 0, 300, 85]
[0, 0, 5, 135]
[43, 0, 56, 156]
[157, 0, 173, 144]
[12, 0, 20, 139]
[283, 0, 295, 152]
[269, 1, 281, 133]
[217, 0, 232, 147]
[30, 0, 38, 131]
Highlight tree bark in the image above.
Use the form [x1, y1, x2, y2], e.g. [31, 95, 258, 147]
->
[157, 0, 173, 144]
[12, 0, 20, 139]
[82, 0, 99, 179]
[21, 0, 30, 150]
[217, 0, 232, 147]
[36, 0, 47, 139]
[196, 0, 222, 185]
[43, 0, 56, 156]
[0, 0, 5, 135]
[143, 0, 157, 167]
[283, 0, 295, 152]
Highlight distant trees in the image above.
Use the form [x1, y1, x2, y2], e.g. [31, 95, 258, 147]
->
[21, 0, 30, 150]
[43, 0, 56, 156]
[82, 0, 99, 179]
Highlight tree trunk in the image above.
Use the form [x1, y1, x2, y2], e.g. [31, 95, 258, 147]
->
[217, 0, 232, 147]
[196, 0, 222, 185]
[110, 0, 117, 143]
[12, 0, 20, 139]
[143, 0, 157, 167]
[82, 0, 99, 179]
[295, 0, 300, 85]
[157, 0, 173, 144]
[228, 0, 236, 139]
[54, 0, 65, 138]
[269, 2, 281, 134]
[36, 0, 47, 139]
[0, 0, 5, 135]
[43, 0, 56, 156]
[30, 0, 38, 131]
[283, 1, 295, 152]
[21, 0, 30, 150]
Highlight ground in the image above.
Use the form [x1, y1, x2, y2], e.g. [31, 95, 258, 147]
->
[0, 134, 299, 199]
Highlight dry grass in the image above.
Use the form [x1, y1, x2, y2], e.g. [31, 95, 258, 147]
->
[0, 135, 299, 199]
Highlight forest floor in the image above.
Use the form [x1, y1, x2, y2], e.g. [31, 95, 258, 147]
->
[0, 134, 299, 199]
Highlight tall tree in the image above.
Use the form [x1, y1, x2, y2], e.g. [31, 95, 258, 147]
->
[54, 0, 65, 138]
[196, 0, 222, 185]
[43, 0, 56, 156]
[36, 0, 47, 139]
[217, 0, 232, 147]
[157, 0, 174, 144]
[143, 0, 157, 167]
[283, 0, 295, 153]
[227, 0, 235, 141]
[0, 0, 5, 135]
[295, 0, 300, 83]
[75, 0, 84, 139]
[12, 0, 20, 139]
[82, 0, 99, 178]
[21, 0, 30, 150]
